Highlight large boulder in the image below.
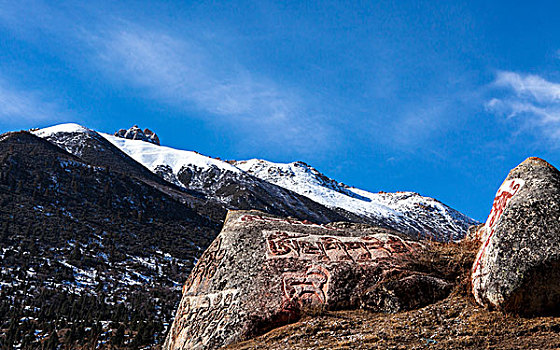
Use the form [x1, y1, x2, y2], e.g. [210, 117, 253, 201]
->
[163, 210, 433, 350]
[472, 157, 560, 315]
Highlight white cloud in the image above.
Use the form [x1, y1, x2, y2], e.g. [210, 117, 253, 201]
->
[494, 71, 560, 103]
[86, 26, 332, 152]
[487, 71, 560, 144]
[0, 77, 68, 125]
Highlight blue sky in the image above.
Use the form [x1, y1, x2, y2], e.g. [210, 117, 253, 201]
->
[1, 0, 559, 221]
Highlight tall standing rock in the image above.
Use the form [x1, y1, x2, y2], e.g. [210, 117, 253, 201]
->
[163, 210, 428, 350]
[472, 157, 560, 315]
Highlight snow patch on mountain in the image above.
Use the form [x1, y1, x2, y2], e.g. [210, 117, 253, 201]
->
[31, 123, 106, 157]
[100, 133, 242, 176]
[235, 159, 478, 241]
[235, 159, 398, 217]
[33, 123, 92, 136]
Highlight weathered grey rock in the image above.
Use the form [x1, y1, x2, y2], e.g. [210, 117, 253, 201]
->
[472, 157, 560, 315]
[361, 274, 452, 313]
[143, 128, 160, 145]
[163, 210, 426, 350]
[114, 125, 160, 145]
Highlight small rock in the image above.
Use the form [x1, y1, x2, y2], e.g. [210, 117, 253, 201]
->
[114, 125, 160, 145]
[361, 274, 452, 313]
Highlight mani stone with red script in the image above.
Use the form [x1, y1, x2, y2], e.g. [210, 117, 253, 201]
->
[163, 210, 428, 350]
[472, 157, 560, 315]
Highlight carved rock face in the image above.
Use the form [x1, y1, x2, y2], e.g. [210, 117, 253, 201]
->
[472, 157, 560, 315]
[163, 210, 427, 350]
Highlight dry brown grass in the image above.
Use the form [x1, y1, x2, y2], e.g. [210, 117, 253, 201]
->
[225, 240, 560, 350]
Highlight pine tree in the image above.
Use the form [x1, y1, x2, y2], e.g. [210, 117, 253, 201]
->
[45, 331, 59, 350]
[113, 324, 125, 346]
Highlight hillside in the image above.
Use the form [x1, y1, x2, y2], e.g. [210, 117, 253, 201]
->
[0, 132, 220, 348]
[225, 240, 560, 350]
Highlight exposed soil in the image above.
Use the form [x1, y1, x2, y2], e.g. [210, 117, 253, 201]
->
[226, 240, 560, 350]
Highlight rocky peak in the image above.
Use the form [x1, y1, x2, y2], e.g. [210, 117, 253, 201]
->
[114, 125, 160, 145]
[517, 156, 557, 171]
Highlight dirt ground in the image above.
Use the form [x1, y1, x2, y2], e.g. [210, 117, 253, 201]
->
[226, 241, 560, 350]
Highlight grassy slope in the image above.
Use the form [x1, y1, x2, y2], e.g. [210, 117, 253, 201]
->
[226, 240, 560, 350]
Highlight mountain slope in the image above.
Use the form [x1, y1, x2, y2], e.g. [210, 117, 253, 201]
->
[34, 124, 349, 225]
[0, 131, 221, 348]
[234, 159, 478, 241]
[32, 123, 226, 222]
[33, 124, 477, 241]
[100, 131, 351, 224]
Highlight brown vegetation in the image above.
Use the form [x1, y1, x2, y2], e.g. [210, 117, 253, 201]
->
[226, 240, 560, 349]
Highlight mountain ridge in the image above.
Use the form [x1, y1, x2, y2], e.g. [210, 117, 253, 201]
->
[33, 124, 352, 226]
[33, 123, 478, 241]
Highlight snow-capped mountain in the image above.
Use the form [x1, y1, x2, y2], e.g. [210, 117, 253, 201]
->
[34, 124, 349, 224]
[34, 124, 478, 241]
[32, 123, 227, 221]
[6, 123, 478, 348]
[235, 159, 478, 241]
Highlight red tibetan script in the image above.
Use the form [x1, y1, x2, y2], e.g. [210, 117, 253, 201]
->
[487, 181, 523, 229]
[472, 178, 524, 280]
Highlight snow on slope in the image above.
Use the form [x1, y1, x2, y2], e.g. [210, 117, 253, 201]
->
[33, 123, 240, 188]
[235, 159, 478, 241]
[33, 123, 240, 177]
[32, 123, 98, 156]
[235, 160, 401, 219]
[34, 123, 91, 135]
[100, 133, 242, 176]
[33, 124, 477, 240]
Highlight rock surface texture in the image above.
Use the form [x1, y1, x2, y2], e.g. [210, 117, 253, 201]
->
[114, 125, 160, 145]
[163, 210, 435, 350]
[472, 157, 560, 315]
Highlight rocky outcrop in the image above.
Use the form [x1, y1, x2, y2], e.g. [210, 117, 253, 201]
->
[163, 210, 441, 350]
[361, 274, 452, 313]
[472, 157, 560, 315]
[114, 125, 160, 145]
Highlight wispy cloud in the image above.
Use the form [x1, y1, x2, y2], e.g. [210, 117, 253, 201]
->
[494, 71, 560, 103]
[0, 76, 69, 126]
[487, 71, 560, 144]
[98, 29, 292, 116]
[85, 26, 333, 152]
[0, 1, 335, 153]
